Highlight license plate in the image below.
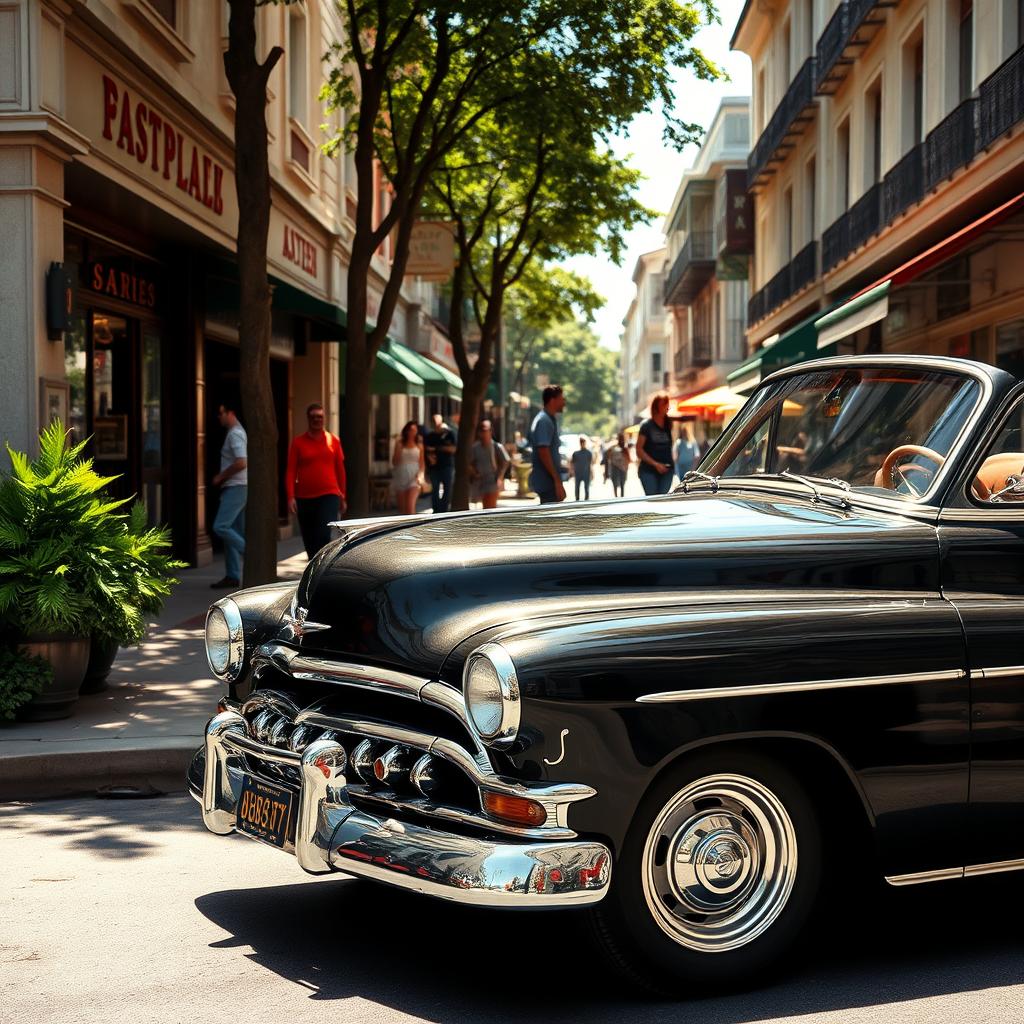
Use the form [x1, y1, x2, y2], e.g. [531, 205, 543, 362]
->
[236, 776, 294, 849]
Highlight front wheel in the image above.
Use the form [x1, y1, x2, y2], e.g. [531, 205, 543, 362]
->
[587, 751, 822, 995]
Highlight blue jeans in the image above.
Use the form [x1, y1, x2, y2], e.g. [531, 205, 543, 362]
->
[429, 466, 454, 513]
[638, 465, 673, 495]
[213, 485, 246, 580]
[575, 475, 590, 501]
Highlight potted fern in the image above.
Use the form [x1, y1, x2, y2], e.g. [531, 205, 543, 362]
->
[0, 423, 183, 716]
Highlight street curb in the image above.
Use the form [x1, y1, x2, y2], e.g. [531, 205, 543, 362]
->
[0, 743, 194, 802]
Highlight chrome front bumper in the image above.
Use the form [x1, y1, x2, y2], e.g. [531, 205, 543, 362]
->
[191, 711, 612, 908]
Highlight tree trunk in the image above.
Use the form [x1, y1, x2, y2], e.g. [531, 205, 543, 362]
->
[225, 0, 282, 586]
[450, 310, 501, 512]
[341, 235, 373, 519]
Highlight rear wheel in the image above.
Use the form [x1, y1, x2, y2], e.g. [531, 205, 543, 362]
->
[588, 751, 823, 995]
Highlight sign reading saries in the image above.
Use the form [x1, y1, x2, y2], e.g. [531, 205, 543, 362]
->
[405, 222, 456, 281]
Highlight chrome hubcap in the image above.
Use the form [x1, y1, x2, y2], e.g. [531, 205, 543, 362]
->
[642, 774, 797, 953]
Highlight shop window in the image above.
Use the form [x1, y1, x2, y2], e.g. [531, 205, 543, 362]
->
[936, 257, 970, 320]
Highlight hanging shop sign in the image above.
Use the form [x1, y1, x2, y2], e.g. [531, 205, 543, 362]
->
[405, 221, 456, 281]
[722, 169, 753, 255]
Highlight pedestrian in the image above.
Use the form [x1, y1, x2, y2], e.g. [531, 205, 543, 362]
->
[469, 419, 510, 509]
[637, 391, 676, 496]
[571, 436, 593, 501]
[285, 403, 348, 559]
[390, 420, 424, 516]
[210, 400, 247, 589]
[674, 424, 701, 483]
[608, 431, 630, 497]
[528, 385, 567, 504]
[424, 412, 457, 513]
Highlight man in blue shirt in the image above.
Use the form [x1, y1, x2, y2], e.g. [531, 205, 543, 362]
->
[529, 385, 566, 504]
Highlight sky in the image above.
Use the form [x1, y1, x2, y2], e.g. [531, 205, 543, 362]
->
[563, 0, 752, 350]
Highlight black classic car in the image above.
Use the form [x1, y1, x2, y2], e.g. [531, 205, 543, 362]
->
[192, 355, 1024, 992]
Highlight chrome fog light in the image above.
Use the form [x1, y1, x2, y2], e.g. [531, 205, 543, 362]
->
[410, 754, 441, 797]
[350, 738, 380, 784]
[287, 724, 320, 753]
[464, 642, 520, 748]
[373, 746, 414, 787]
[205, 599, 244, 681]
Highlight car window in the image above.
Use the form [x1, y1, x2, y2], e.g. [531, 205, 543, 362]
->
[702, 367, 981, 500]
[972, 398, 1024, 503]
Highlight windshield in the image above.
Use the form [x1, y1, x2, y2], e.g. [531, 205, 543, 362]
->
[699, 367, 981, 500]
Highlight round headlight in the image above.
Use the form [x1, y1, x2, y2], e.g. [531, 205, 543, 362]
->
[464, 643, 520, 747]
[205, 599, 245, 680]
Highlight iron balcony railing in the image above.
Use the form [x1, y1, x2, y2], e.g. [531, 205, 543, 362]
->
[882, 144, 924, 223]
[790, 241, 818, 295]
[748, 57, 817, 187]
[978, 43, 1024, 148]
[822, 211, 851, 274]
[691, 334, 713, 368]
[764, 263, 792, 314]
[664, 231, 716, 305]
[748, 287, 767, 327]
[848, 183, 883, 253]
[924, 98, 978, 191]
[815, 0, 879, 94]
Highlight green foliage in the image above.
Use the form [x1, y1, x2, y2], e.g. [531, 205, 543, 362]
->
[0, 422, 185, 645]
[524, 320, 621, 424]
[0, 648, 52, 720]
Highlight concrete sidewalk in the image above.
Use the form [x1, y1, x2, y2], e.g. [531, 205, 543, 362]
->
[0, 476, 645, 802]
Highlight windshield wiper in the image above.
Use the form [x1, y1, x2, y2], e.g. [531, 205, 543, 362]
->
[677, 470, 720, 494]
[777, 470, 852, 509]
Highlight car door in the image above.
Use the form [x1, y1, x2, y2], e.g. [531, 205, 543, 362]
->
[940, 386, 1024, 870]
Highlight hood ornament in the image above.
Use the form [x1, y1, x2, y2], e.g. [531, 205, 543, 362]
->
[281, 605, 330, 642]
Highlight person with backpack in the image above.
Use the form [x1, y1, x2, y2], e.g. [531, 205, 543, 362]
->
[468, 419, 510, 509]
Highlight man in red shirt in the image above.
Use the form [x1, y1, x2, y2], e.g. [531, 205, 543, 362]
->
[285, 403, 348, 558]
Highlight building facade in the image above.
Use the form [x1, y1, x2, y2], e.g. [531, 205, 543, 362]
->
[620, 248, 670, 423]
[662, 97, 752, 432]
[733, 0, 1024, 387]
[2, 0, 458, 563]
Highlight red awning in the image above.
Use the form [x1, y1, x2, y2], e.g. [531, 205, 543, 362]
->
[854, 190, 1024, 298]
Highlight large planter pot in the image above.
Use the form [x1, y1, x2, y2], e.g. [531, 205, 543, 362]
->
[514, 462, 533, 498]
[17, 634, 90, 721]
[80, 635, 119, 694]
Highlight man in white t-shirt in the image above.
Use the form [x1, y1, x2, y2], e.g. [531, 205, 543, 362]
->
[211, 401, 247, 588]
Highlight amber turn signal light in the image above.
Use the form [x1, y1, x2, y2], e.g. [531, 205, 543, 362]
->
[482, 791, 547, 827]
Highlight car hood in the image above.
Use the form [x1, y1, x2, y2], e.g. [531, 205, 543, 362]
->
[294, 490, 938, 678]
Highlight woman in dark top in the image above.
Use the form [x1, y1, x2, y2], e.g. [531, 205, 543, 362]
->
[636, 391, 675, 496]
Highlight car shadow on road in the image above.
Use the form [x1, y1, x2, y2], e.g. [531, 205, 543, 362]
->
[195, 869, 1024, 1019]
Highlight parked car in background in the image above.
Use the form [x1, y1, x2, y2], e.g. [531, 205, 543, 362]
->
[193, 355, 1024, 993]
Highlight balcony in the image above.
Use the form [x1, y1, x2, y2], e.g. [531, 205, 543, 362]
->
[747, 242, 818, 326]
[790, 241, 818, 295]
[691, 334, 713, 368]
[979, 43, 1024, 148]
[815, 0, 895, 96]
[822, 211, 851, 273]
[882, 144, 924, 223]
[748, 57, 817, 190]
[664, 231, 716, 306]
[924, 98, 978, 190]
[848, 183, 882, 252]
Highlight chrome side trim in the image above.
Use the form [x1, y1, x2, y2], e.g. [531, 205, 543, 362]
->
[886, 858, 1024, 886]
[977, 665, 1024, 680]
[636, 668, 966, 704]
[885, 867, 964, 886]
[964, 858, 1024, 878]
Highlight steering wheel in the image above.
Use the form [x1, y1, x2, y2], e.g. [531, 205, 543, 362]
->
[879, 444, 946, 496]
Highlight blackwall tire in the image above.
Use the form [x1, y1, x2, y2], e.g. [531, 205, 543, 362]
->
[587, 750, 823, 996]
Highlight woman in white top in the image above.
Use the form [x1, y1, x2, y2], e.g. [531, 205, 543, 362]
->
[391, 421, 424, 515]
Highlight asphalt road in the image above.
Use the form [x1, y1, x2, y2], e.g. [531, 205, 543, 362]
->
[2, 793, 1023, 1024]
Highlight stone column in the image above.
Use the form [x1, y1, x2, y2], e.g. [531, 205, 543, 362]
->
[0, 1, 87, 454]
